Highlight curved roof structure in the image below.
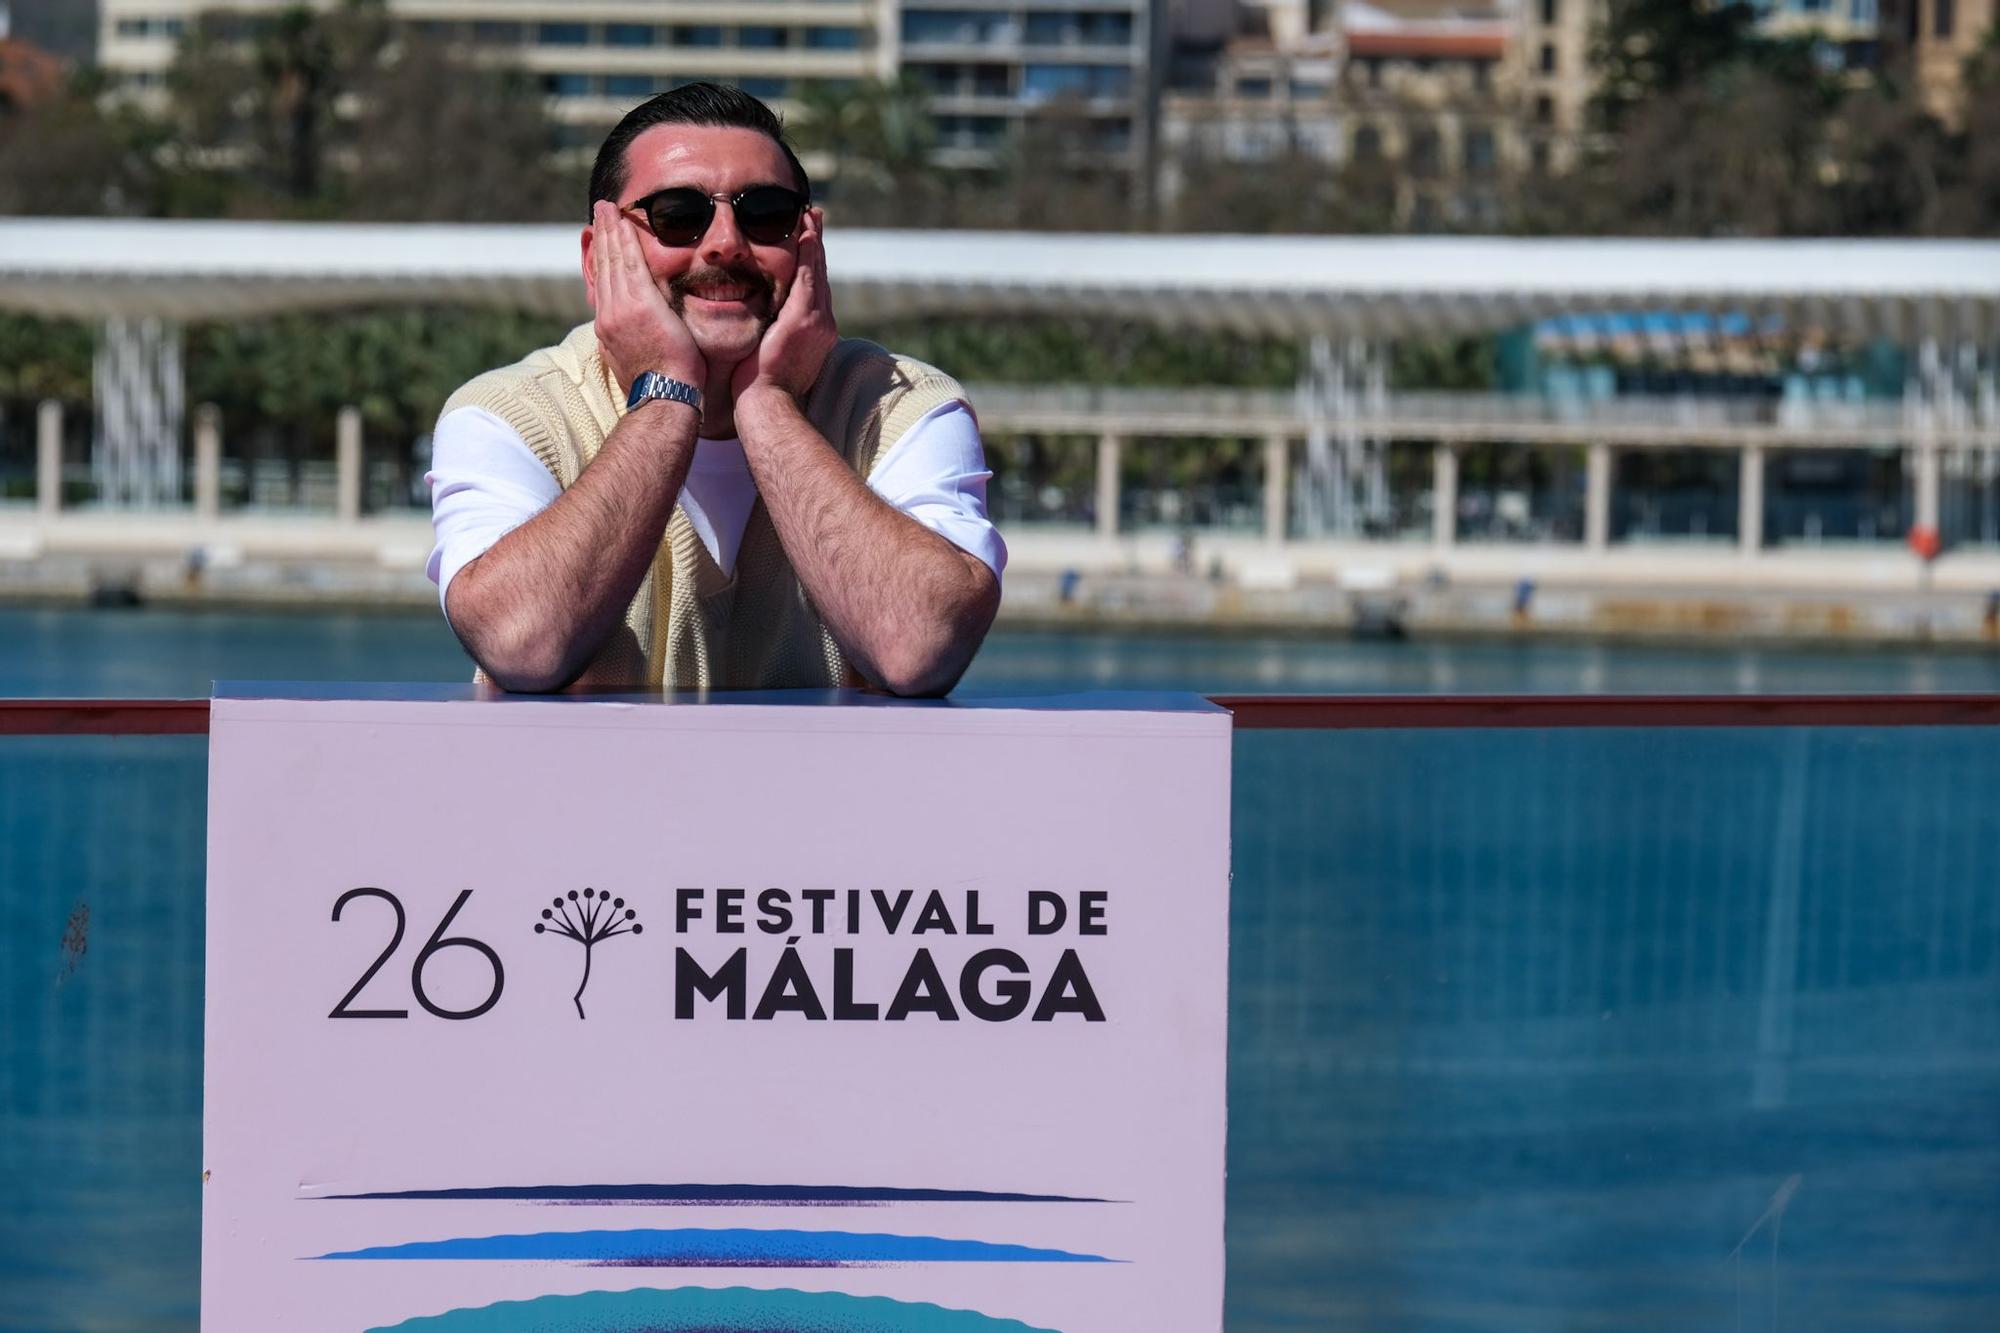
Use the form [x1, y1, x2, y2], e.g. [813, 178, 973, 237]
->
[2, 218, 1997, 340]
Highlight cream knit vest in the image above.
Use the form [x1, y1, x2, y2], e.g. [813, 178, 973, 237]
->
[441, 323, 967, 690]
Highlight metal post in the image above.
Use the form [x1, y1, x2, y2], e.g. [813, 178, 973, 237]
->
[336, 406, 363, 524]
[194, 404, 222, 521]
[1432, 442, 1457, 549]
[1585, 441, 1611, 552]
[1262, 433, 1288, 544]
[36, 400, 62, 517]
[1095, 431, 1121, 539]
[1739, 444, 1765, 555]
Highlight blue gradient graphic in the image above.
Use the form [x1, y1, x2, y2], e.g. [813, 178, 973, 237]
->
[314, 1181, 1106, 1205]
[315, 1227, 1118, 1266]
[370, 1285, 1061, 1332]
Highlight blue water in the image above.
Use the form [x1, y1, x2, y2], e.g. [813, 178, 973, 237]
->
[4, 609, 2000, 1329]
[8, 603, 2000, 697]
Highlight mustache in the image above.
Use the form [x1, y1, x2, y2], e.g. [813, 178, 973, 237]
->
[667, 263, 774, 307]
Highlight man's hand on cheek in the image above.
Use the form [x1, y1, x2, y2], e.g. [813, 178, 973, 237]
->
[731, 208, 837, 412]
[589, 201, 706, 398]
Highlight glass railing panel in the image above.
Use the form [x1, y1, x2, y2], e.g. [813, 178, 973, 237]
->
[3, 719, 1997, 1327]
[1228, 725, 2000, 1328]
[0, 736, 206, 1330]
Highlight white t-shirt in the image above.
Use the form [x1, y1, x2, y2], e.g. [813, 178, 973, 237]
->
[425, 399, 1006, 615]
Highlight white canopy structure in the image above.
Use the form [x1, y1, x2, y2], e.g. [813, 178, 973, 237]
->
[2, 218, 1998, 339]
[2, 219, 1995, 536]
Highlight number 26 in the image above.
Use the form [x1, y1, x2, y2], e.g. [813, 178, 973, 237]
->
[328, 888, 503, 1020]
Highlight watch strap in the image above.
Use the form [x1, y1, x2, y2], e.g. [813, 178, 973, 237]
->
[626, 371, 702, 413]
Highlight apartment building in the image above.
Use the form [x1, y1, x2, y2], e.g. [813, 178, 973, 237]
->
[99, 0, 894, 138]
[1160, 0, 1513, 229]
[98, 1, 1163, 186]
[1882, 0, 1996, 123]
[895, 1, 1161, 181]
[1509, 0, 1597, 173]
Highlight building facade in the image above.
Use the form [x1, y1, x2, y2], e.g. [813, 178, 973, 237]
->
[1160, 0, 1514, 231]
[1508, 0, 1598, 173]
[894, 1, 1160, 182]
[99, 1, 893, 122]
[1881, 0, 1997, 123]
[97, 1, 1163, 187]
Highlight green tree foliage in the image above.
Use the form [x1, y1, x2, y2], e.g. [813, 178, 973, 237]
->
[0, 67, 161, 216]
[791, 75, 942, 225]
[0, 313, 94, 401]
[165, 0, 393, 215]
[187, 306, 571, 442]
[340, 32, 578, 222]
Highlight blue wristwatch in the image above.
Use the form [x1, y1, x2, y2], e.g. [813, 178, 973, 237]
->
[626, 371, 702, 414]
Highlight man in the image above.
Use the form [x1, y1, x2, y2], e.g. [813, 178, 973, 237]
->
[426, 84, 1003, 695]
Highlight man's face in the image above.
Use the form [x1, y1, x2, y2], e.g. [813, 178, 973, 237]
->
[596, 123, 803, 370]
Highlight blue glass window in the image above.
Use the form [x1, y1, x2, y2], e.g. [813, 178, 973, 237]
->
[736, 77, 790, 100]
[537, 23, 589, 46]
[673, 26, 724, 48]
[738, 26, 788, 49]
[605, 24, 655, 48]
[903, 11, 1013, 45]
[1024, 11, 1132, 46]
[805, 26, 862, 50]
[605, 74, 654, 97]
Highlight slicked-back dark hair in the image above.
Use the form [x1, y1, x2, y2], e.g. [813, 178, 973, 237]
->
[587, 82, 810, 219]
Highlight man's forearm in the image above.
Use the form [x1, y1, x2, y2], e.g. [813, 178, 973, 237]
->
[446, 405, 698, 691]
[736, 388, 999, 696]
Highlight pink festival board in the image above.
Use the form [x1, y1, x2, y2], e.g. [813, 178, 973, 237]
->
[202, 688, 1231, 1332]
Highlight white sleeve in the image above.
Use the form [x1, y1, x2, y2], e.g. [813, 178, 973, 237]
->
[864, 399, 1007, 580]
[425, 407, 561, 616]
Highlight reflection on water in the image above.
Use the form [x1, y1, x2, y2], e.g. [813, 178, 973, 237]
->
[3, 611, 2000, 1328]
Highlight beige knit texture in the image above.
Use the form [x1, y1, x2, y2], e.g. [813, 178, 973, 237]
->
[440, 322, 967, 690]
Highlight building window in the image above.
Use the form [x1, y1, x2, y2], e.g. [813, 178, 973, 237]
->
[538, 23, 590, 46]
[805, 27, 862, 50]
[543, 72, 593, 96]
[1021, 63, 1131, 100]
[1541, 43, 1557, 73]
[1023, 11, 1133, 47]
[1236, 76, 1273, 98]
[673, 26, 724, 48]
[605, 24, 655, 48]
[1935, 0, 1955, 38]
[902, 11, 1014, 46]
[1541, 0, 1559, 24]
[1353, 124, 1383, 161]
[736, 77, 789, 100]
[115, 17, 185, 39]
[738, 26, 788, 50]
[1535, 93, 1554, 124]
[1409, 127, 1441, 177]
[1464, 127, 1496, 175]
[605, 74, 655, 97]
[472, 21, 523, 46]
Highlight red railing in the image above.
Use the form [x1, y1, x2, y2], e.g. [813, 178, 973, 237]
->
[8, 694, 2000, 736]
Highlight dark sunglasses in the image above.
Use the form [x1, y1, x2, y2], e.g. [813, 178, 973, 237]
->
[626, 185, 806, 248]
